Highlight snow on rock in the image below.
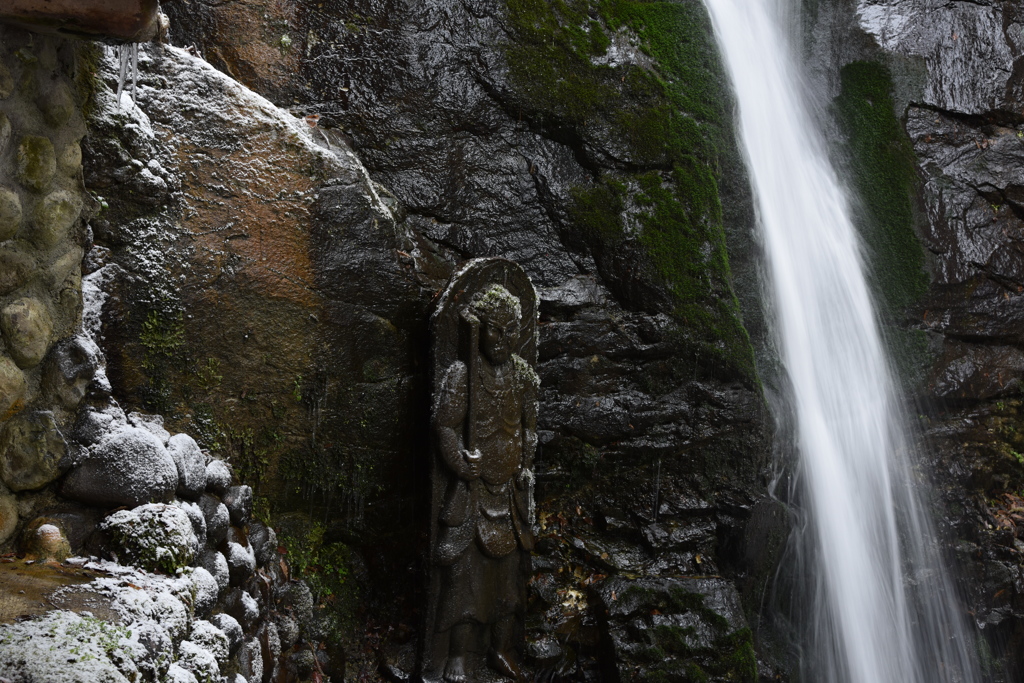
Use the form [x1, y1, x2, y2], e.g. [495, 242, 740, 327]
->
[167, 433, 208, 500]
[127, 411, 171, 445]
[177, 639, 220, 683]
[199, 547, 230, 592]
[189, 619, 230, 664]
[0, 611, 143, 682]
[209, 613, 243, 656]
[62, 425, 177, 506]
[166, 662, 200, 683]
[198, 493, 229, 546]
[98, 502, 197, 574]
[205, 459, 232, 494]
[190, 566, 219, 617]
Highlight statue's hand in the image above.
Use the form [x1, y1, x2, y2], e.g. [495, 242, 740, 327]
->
[516, 467, 533, 490]
[460, 449, 482, 480]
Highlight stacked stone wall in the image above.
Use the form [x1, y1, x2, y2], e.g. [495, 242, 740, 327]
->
[0, 26, 92, 546]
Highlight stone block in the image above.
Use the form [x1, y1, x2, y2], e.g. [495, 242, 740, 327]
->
[36, 81, 75, 127]
[1, 297, 53, 369]
[0, 187, 23, 242]
[16, 136, 55, 193]
[32, 190, 81, 249]
[98, 502, 196, 573]
[0, 245, 34, 297]
[41, 335, 100, 409]
[0, 410, 66, 492]
[0, 488, 16, 544]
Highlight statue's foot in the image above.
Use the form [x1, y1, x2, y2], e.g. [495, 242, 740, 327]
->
[444, 656, 468, 683]
[488, 649, 524, 683]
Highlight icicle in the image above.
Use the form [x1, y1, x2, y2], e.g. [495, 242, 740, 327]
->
[115, 43, 140, 109]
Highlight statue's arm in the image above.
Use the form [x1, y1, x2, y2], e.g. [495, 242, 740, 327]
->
[435, 361, 478, 480]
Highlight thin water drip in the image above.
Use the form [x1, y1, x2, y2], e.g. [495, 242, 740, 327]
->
[701, 1, 980, 681]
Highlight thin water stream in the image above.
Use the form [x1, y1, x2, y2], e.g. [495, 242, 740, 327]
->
[701, 1, 980, 681]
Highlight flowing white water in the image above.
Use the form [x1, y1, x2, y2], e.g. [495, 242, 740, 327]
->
[701, 1, 980, 682]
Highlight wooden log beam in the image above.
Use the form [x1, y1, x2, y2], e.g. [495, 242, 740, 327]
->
[0, 0, 160, 43]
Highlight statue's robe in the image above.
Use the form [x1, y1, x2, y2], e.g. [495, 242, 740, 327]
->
[434, 355, 537, 631]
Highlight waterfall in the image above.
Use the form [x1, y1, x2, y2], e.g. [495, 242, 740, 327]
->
[701, 1, 980, 681]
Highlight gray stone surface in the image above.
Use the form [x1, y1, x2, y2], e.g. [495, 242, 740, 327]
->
[98, 503, 197, 573]
[62, 426, 177, 506]
[0, 356, 25, 419]
[199, 547, 229, 593]
[189, 567, 218, 617]
[189, 619, 230, 664]
[41, 335, 100, 409]
[167, 433, 207, 500]
[209, 612, 243, 656]
[0, 410, 66, 491]
[236, 638, 263, 683]
[199, 493, 229, 546]
[204, 459, 231, 494]
[225, 533, 256, 586]
[225, 587, 259, 632]
[222, 484, 252, 526]
[1, 297, 54, 369]
[0, 187, 22, 242]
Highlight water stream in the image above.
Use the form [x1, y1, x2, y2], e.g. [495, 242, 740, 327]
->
[701, 1, 980, 681]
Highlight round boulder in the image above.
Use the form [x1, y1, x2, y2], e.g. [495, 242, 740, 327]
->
[0, 411, 67, 492]
[189, 567, 218, 617]
[225, 587, 259, 632]
[62, 426, 177, 507]
[199, 493, 229, 546]
[98, 503, 197, 573]
[0, 245, 33, 297]
[226, 535, 256, 586]
[16, 136, 56, 193]
[209, 613, 243, 656]
[205, 459, 231, 494]
[199, 548, 230, 593]
[167, 433, 207, 500]
[1, 297, 54, 370]
[223, 485, 252, 526]
[41, 335, 100, 410]
[248, 522, 278, 567]
[236, 638, 263, 683]
[176, 640, 219, 683]
[189, 620, 230, 664]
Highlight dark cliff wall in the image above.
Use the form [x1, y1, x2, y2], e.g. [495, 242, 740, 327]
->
[804, 0, 1024, 679]
[82, 0, 783, 679]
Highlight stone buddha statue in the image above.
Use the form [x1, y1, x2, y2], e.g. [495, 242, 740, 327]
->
[421, 259, 539, 683]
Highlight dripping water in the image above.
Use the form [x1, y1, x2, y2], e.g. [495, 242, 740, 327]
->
[701, 1, 981, 681]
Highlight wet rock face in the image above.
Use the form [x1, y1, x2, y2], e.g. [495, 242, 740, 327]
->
[104, 0, 775, 678]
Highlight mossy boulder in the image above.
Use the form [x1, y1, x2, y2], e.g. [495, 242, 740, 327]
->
[1, 296, 54, 369]
[32, 189, 82, 249]
[0, 410, 67, 492]
[16, 135, 56, 193]
[99, 503, 197, 573]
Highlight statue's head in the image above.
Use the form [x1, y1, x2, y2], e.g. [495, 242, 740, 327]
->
[469, 285, 521, 366]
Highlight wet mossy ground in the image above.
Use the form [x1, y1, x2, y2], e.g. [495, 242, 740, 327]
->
[506, 0, 756, 385]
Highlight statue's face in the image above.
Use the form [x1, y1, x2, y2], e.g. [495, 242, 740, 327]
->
[480, 321, 513, 366]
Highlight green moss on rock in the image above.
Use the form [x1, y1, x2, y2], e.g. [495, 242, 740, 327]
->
[506, 0, 756, 383]
[16, 135, 56, 193]
[834, 61, 925, 316]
